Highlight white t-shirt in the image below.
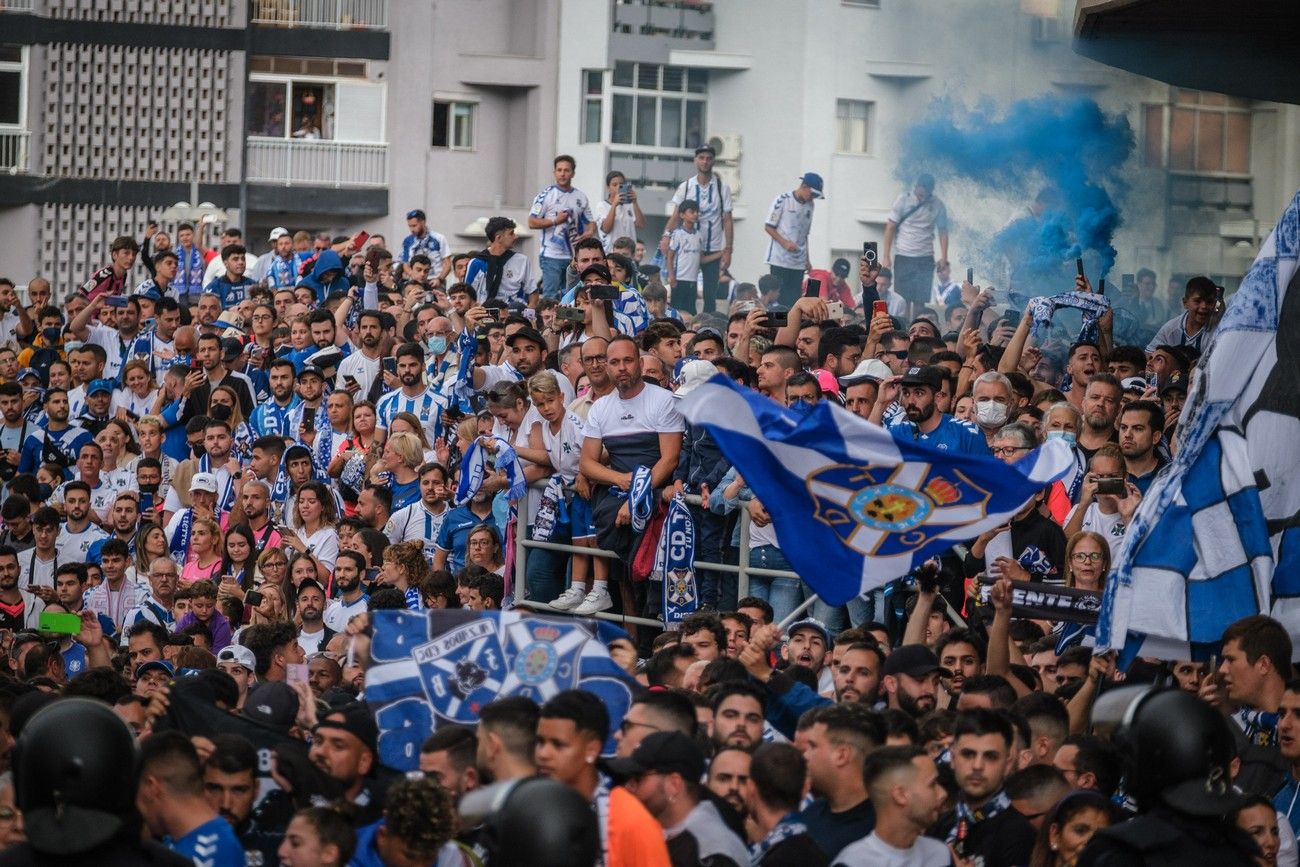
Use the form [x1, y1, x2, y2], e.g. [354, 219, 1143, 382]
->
[887, 190, 949, 259]
[55, 523, 109, 564]
[669, 175, 733, 253]
[52, 478, 120, 524]
[593, 200, 639, 251]
[833, 832, 951, 867]
[336, 351, 381, 399]
[19, 549, 57, 589]
[324, 595, 369, 633]
[764, 191, 814, 270]
[385, 502, 447, 560]
[1068, 501, 1127, 562]
[536, 411, 585, 484]
[583, 384, 684, 456]
[529, 185, 594, 261]
[299, 527, 339, 573]
[298, 627, 328, 656]
[668, 227, 703, 283]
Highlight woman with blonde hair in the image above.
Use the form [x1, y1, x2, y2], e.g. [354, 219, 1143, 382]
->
[255, 546, 289, 589]
[386, 412, 437, 463]
[131, 524, 170, 583]
[181, 516, 224, 584]
[381, 540, 431, 610]
[1064, 530, 1109, 592]
[247, 583, 289, 626]
[372, 431, 423, 510]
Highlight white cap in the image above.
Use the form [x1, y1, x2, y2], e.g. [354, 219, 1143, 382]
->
[268, 227, 290, 242]
[841, 358, 894, 384]
[217, 644, 256, 672]
[191, 472, 218, 494]
[673, 359, 717, 398]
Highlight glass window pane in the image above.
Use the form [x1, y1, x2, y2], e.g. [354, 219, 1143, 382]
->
[248, 81, 287, 137]
[1225, 112, 1250, 174]
[248, 56, 273, 72]
[290, 83, 328, 139]
[306, 60, 333, 76]
[0, 46, 22, 64]
[1196, 111, 1224, 172]
[0, 70, 19, 126]
[583, 99, 602, 144]
[1142, 104, 1165, 167]
[661, 97, 682, 149]
[687, 69, 708, 94]
[431, 101, 449, 147]
[662, 66, 685, 92]
[585, 70, 603, 95]
[613, 62, 634, 87]
[684, 100, 705, 150]
[637, 64, 660, 90]
[1176, 89, 1199, 105]
[612, 94, 633, 144]
[851, 114, 868, 154]
[337, 62, 366, 77]
[1169, 107, 1194, 171]
[452, 103, 474, 148]
[1199, 91, 1227, 107]
[835, 116, 850, 153]
[635, 95, 657, 146]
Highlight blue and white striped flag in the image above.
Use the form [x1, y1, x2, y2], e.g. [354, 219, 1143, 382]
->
[680, 376, 1074, 605]
[1098, 189, 1300, 664]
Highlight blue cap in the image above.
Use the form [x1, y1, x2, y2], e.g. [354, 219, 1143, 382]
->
[138, 286, 162, 302]
[134, 659, 174, 680]
[16, 367, 40, 383]
[799, 172, 824, 198]
[87, 379, 114, 396]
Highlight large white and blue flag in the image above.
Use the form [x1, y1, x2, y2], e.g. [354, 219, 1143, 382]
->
[364, 609, 639, 771]
[680, 376, 1073, 605]
[1098, 190, 1300, 664]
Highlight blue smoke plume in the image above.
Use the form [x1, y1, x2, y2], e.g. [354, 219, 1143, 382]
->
[901, 95, 1133, 290]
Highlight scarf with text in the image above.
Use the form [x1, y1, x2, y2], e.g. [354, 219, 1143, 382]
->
[655, 493, 698, 628]
[455, 436, 526, 505]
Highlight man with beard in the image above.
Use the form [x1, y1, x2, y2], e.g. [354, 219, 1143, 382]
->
[880, 365, 987, 455]
[336, 310, 384, 399]
[18, 387, 92, 475]
[228, 478, 283, 552]
[836, 746, 951, 867]
[287, 364, 328, 447]
[936, 629, 985, 704]
[295, 579, 333, 655]
[797, 705, 882, 861]
[1077, 372, 1122, 459]
[308, 703, 390, 825]
[203, 734, 284, 865]
[881, 645, 945, 718]
[470, 318, 576, 404]
[928, 709, 1036, 866]
[614, 690, 697, 758]
[55, 481, 109, 562]
[167, 420, 238, 520]
[711, 682, 766, 752]
[835, 642, 884, 705]
[105, 491, 141, 545]
[0, 544, 42, 630]
[376, 342, 447, 444]
[384, 462, 450, 560]
[249, 359, 302, 438]
[189, 331, 256, 420]
[707, 747, 752, 818]
[69, 291, 146, 381]
[569, 336, 615, 421]
[783, 619, 831, 681]
[0, 383, 27, 482]
[324, 550, 369, 632]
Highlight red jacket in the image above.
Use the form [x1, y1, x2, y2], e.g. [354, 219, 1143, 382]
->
[805, 269, 856, 308]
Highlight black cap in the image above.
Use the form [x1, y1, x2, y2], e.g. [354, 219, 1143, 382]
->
[899, 365, 944, 392]
[296, 577, 326, 597]
[882, 644, 950, 678]
[314, 702, 378, 755]
[220, 337, 245, 363]
[505, 327, 547, 350]
[298, 364, 325, 380]
[832, 257, 851, 278]
[241, 681, 300, 731]
[1160, 374, 1187, 396]
[606, 731, 706, 780]
[579, 264, 612, 283]
[694, 144, 716, 156]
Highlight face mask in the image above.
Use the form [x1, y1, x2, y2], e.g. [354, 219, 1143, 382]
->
[975, 399, 1009, 428]
[1046, 430, 1077, 446]
[41, 327, 61, 344]
[427, 335, 447, 356]
[210, 403, 233, 422]
[36, 483, 52, 502]
[191, 444, 205, 459]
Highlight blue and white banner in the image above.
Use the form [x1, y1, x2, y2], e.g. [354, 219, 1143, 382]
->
[455, 436, 526, 505]
[680, 376, 1073, 606]
[655, 494, 698, 628]
[365, 609, 639, 771]
[1098, 189, 1300, 664]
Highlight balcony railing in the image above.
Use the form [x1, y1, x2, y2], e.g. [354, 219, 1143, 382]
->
[612, 0, 714, 42]
[0, 130, 30, 174]
[0, 0, 35, 11]
[251, 0, 386, 30]
[608, 148, 695, 190]
[246, 137, 388, 188]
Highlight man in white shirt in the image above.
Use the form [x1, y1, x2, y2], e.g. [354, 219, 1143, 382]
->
[764, 172, 822, 307]
[464, 217, 537, 308]
[324, 551, 369, 633]
[882, 173, 950, 320]
[54, 482, 109, 564]
[593, 171, 645, 252]
[336, 310, 384, 399]
[295, 579, 332, 656]
[662, 144, 735, 313]
[832, 746, 950, 867]
[528, 154, 594, 300]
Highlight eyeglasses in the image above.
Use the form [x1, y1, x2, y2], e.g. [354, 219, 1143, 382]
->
[877, 350, 908, 360]
[263, 561, 287, 570]
[991, 445, 1030, 457]
[581, 354, 607, 365]
[1071, 551, 1105, 563]
[149, 571, 178, 578]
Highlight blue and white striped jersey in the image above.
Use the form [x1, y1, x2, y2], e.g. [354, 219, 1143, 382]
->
[375, 384, 447, 444]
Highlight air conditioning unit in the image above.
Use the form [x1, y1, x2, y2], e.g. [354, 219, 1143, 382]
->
[714, 164, 741, 196]
[707, 133, 742, 163]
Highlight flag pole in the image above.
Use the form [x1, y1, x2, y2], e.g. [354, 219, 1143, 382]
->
[777, 595, 820, 630]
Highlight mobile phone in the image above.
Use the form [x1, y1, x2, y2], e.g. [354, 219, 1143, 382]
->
[351, 230, 370, 250]
[863, 241, 878, 265]
[381, 357, 396, 375]
[1095, 477, 1125, 496]
[966, 268, 974, 284]
[872, 300, 888, 318]
[825, 300, 844, 321]
[522, 308, 536, 324]
[38, 611, 82, 635]
[556, 306, 586, 323]
[763, 311, 789, 328]
[104, 295, 129, 308]
[1098, 279, 1105, 295]
[588, 284, 620, 301]
[244, 589, 263, 607]
[1000, 309, 1021, 329]
[190, 357, 203, 370]
[139, 491, 154, 513]
[1075, 257, 1085, 278]
[366, 566, 380, 582]
[343, 374, 358, 388]
[804, 278, 821, 299]
[301, 413, 315, 434]
[619, 182, 632, 203]
[286, 663, 309, 684]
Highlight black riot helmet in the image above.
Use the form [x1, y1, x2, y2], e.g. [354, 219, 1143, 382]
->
[12, 697, 140, 854]
[1093, 684, 1245, 817]
[466, 777, 599, 867]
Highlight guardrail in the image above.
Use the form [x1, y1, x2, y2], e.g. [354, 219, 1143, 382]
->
[251, 0, 387, 29]
[245, 137, 388, 188]
[0, 130, 30, 174]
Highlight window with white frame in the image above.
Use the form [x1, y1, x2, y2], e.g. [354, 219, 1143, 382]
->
[0, 44, 27, 128]
[1142, 89, 1251, 175]
[247, 63, 384, 143]
[581, 69, 603, 144]
[432, 100, 475, 149]
[610, 62, 707, 150]
[835, 99, 873, 154]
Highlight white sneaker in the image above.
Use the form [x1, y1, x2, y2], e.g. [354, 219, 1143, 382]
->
[572, 587, 614, 616]
[548, 586, 587, 611]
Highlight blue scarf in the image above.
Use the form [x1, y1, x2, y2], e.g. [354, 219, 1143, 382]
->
[168, 507, 194, 563]
[749, 813, 808, 866]
[629, 465, 653, 533]
[1025, 290, 1111, 343]
[657, 494, 698, 627]
[451, 328, 479, 411]
[532, 476, 568, 542]
[312, 404, 334, 478]
[455, 436, 526, 505]
[198, 454, 235, 514]
[949, 789, 1011, 844]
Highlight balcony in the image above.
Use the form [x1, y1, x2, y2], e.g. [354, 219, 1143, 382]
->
[251, 0, 387, 30]
[612, 0, 715, 50]
[0, 130, 30, 174]
[609, 148, 695, 191]
[0, 0, 34, 11]
[246, 137, 387, 188]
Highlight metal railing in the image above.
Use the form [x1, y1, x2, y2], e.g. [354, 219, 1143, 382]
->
[512, 491, 805, 630]
[245, 137, 388, 188]
[251, 0, 387, 29]
[0, 130, 30, 174]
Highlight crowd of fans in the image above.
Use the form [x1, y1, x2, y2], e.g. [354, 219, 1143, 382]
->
[0, 150, 1278, 867]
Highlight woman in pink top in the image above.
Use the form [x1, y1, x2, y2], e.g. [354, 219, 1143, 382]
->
[181, 516, 225, 584]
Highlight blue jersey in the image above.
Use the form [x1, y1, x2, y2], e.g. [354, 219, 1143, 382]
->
[434, 505, 498, 573]
[249, 397, 301, 439]
[19, 424, 93, 477]
[167, 816, 244, 867]
[375, 384, 447, 444]
[888, 414, 990, 456]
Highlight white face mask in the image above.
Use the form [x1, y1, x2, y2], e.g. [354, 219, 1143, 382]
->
[975, 399, 1009, 428]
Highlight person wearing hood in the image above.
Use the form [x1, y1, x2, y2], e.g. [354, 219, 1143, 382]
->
[298, 250, 350, 306]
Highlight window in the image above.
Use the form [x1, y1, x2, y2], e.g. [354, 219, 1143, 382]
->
[581, 69, 603, 143]
[248, 65, 384, 142]
[0, 44, 26, 128]
[610, 61, 706, 150]
[835, 99, 873, 154]
[1142, 89, 1251, 175]
[432, 100, 475, 149]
